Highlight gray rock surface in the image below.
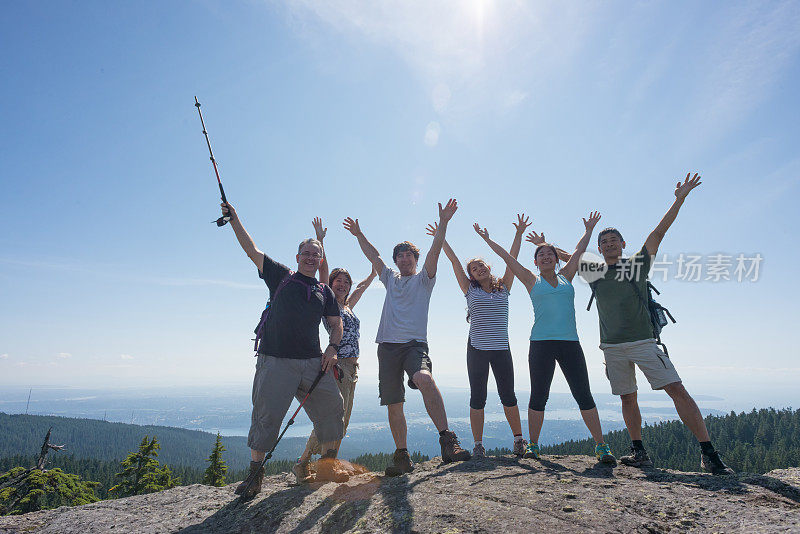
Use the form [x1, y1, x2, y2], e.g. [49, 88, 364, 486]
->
[1, 455, 798, 533]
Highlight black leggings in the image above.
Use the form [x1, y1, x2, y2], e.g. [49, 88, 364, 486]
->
[528, 340, 596, 411]
[467, 340, 518, 410]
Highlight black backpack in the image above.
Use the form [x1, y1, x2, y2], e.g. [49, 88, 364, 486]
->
[587, 275, 676, 356]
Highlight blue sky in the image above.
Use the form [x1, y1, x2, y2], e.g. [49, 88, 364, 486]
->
[1, 1, 798, 407]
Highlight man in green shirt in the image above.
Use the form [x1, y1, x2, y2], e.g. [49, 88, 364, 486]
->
[590, 173, 733, 475]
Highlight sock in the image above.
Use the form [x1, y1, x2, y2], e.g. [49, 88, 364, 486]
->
[699, 441, 715, 454]
[514, 434, 524, 442]
[632, 440, 644, 450]
[397, 448, 408, 453]
[474, 440, 482, 447]
[439, 429, 449, 437]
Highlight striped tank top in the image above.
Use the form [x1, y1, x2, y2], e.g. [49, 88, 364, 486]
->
[465, 284, 510, 350]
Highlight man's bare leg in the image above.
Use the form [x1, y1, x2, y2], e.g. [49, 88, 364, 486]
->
[387, 402, 408, 449]
[620, 392, 642, 441]
[412, 370, 448, 431]
[663, 382, 710, 442]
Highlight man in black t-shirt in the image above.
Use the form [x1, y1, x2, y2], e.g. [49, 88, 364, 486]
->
[221, 202, 345, 497]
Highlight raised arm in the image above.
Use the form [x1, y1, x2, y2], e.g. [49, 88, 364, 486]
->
[504, 214, 531, 290]
[644, 172, 702, 255]
[474, 223, 537, 293]
[222, 202, 265, 271]
[560, 211, 601, 282]
[346, 267, 378, 309]
[426, 222, 469, 294]
[312, 217, 329, 284]
[343, 217, 386, 275]
[525, 230, 572, 263]
[423, 199, 458, 279]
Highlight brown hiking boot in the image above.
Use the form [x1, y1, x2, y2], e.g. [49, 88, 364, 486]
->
[235, 461, 265, 499]
[385, 449, 414, 476]
[440, 430, 471, 463]
[315, 458, 349, 483]
[291, 460, 314, 484]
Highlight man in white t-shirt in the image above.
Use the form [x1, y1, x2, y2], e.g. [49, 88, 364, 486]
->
[344, 199, 471, 475]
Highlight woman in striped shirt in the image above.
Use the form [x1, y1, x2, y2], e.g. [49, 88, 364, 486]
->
[426, 214, 530, 458]
[475, 212, 616, 464]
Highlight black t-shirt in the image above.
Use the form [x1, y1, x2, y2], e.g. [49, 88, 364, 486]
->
[258, 255, 338, 359]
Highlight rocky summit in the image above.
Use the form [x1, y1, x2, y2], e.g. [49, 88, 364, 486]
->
[1, 455, 798, 533]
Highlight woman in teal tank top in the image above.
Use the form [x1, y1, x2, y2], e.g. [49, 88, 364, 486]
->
[476, 211, 616, 464]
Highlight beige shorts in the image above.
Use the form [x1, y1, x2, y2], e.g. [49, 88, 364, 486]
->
[599, 338, 681, 396]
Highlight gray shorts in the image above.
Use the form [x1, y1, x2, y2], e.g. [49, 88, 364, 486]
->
[599, 338, 682, 396]
[377, 341, 432, 406]
[247, 355, 344, 453]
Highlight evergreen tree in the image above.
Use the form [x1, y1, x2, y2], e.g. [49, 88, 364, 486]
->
[109, 436, 177, 497]
[202, 432, 227, 487]
[0, 466, 99, 516]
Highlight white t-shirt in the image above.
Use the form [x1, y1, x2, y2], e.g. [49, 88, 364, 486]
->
[375, 265, 436, 343]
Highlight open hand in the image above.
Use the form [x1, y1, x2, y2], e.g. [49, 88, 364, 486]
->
[513, 213, 531, 235]
[438, 199, 458, 223]
[675, 173, 702, 200]
[583, 211, 601, 231]
[526, 230, 545, 245]
[312, 217, 327, 241]
[473, 223, 489, 240]
[425, 222, 438, 237]
[343, 217, 362, 236]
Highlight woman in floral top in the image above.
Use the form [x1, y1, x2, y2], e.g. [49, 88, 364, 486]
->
[294, 217, 377, 483]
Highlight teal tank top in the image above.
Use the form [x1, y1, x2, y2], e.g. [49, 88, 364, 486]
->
[529, 273, 579, 341]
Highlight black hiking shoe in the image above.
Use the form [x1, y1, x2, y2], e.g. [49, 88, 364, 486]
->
[440, 430, 471, 463]
[385, 449, 414, 477]
[619, 447, 653, 468]
[235, 461, 265, 499]
[701, 450, 735, 476]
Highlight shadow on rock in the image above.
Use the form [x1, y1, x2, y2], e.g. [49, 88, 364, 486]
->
[179, 484, 314, 534]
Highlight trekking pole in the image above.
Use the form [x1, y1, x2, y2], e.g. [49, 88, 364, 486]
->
[238, 369, 327, 500]
[194, 96, 230, 227]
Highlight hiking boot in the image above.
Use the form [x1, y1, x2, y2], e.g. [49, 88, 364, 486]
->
[234, 461, 265, 499]
[619, 447, 653, 468]
[595, 443, 617, 465]
[440, 430, 471, 463]
[473, 443, 486, 458]
[291, 460, 314, 484]
[513, 438, 528, 457]
[385, 449, 414, 477]
[523, 443, 540, 460]
[701, 450, 735, 476]
[315, 458, 349, 483]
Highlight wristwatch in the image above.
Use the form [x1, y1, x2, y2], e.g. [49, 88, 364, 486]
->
[327, 343, 340, 352]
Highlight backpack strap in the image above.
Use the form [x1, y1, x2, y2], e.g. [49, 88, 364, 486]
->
[253, 272, 294, 352]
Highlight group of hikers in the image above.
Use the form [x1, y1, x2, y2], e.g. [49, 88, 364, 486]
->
[223, 172, 734, 499]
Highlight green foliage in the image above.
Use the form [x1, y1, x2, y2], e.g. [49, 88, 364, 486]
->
[0, 413, 254, 471]
[109, 436, 177, 497]
[350, 451, 429, 472]
[0, 466, 99, 516]
[541, 408, 800, 474]
[203, 432, 228, 487]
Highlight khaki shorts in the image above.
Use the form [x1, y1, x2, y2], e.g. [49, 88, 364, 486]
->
[599, 338, 681, 396]
[377, 341, 432, 406]
[304, 357, 359, 456]
[247, 355, 344, 453]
